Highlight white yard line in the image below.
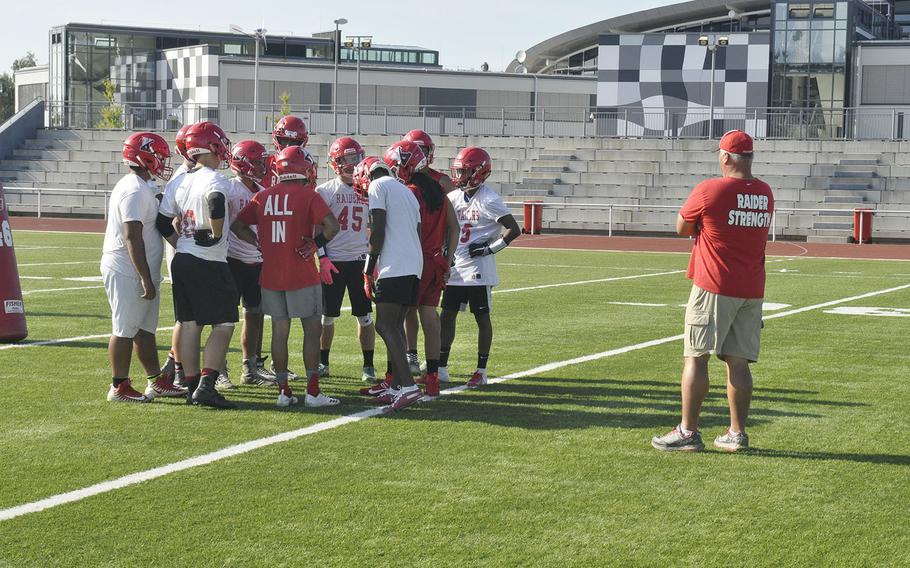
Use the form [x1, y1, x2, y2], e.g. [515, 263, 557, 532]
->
[2, 282, 908, 522]
[21, 286, 104, 295]
[0, 327, 178, 351]
[18, 261, 100, 267]
[499, 263, 675, 272]
[494, 270, 684, 294]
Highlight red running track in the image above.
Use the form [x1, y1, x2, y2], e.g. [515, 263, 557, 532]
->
[10, 216, 910, 261]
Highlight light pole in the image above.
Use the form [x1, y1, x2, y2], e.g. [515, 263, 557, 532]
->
[231, 24, 268, 133]
[332, 18, 347, 134]
[698, 35, 728, 140]
[344, 35, 372, 135]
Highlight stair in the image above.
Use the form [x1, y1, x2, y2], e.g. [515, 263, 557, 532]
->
[809, 155, 884, 242]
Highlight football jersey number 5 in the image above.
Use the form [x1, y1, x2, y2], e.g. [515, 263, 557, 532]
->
[180, 210, 196, 237]
[338, 205, 364, 232]
[460, 223, 472, 243]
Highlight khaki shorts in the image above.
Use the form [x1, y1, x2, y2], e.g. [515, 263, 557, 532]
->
[683, 285, 763, 362]
[261, 285, 322, 320]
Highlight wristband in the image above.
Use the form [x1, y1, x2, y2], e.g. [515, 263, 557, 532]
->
[314, 233, 329, 248]
[488, 238, 508, 254]
[364, 254, 377, 276]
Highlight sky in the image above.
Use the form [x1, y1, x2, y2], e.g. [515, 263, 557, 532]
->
[2, 0, 672, 74]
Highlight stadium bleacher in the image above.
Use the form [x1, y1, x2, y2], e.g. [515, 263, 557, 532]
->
[4, 129, 910, 242]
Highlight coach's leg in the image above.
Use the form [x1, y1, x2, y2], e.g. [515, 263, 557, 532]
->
[724, 356, 753, 433]
[681, 355, 710, 432]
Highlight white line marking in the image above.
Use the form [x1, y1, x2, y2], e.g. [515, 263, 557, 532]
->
[21, 285, 104, 295]
[499, 263, 675, 272]
[19, 276, 53, 280]
[15, 246, 100, 250]
[3, 282, 907, 522]
[608, 301, 669, 307]
[494, 270, 684, 294]
[17, 261, 100, 267]
[64, 276, 103, 282]
[0, 327, 177, 351]
[824, 307, 910, 317]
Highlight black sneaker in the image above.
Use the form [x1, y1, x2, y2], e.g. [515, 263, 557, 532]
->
[183, 376, 200, 405]
[192, 374, 236, 409]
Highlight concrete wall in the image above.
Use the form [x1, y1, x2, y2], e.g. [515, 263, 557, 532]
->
[0, 99, 46, 161]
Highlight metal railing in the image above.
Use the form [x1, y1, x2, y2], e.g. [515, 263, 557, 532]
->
[504, 201, 910, 243]
[3, 187, 111, 219]
[44, 101, 910, 141]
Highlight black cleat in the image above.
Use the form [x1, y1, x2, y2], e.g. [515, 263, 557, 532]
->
[191, 374, 236, 409]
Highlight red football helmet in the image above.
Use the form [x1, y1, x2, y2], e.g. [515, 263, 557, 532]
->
[184, 121, 231, 162]
[174, 123, 193, 162]
[122, 132, 172, 180]
[329, 136, 365, 177]
[274, 145, 317, 185]
[383, 140, 426, 184]
[230, 140, 268, 181]
[403, 129, 435, 164]
[272, 115, 309, 150]
[451, 147, 492, 190]
[351, 156, 389, 201]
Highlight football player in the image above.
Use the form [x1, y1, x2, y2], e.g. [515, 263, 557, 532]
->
[103, 132, 185, 402]
[232, 146, 341, 408]
[263, 115, 309, 188]
[315, 136, 377, 382]
[439, 147, 521, 388]
[353, 147, 424, 411]
[226, 140, 275, 386]
[156, 121, 238, 409]
[401, 129, 454, 375]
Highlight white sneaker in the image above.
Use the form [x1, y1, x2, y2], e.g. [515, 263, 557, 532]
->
[438, 366, 450, 383]
[215, 368, 237, 390]
[305, 392, 340, 407]
[277, 392, 299, 407]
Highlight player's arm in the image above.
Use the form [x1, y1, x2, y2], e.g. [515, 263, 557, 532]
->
[469, 214, 520, 258]
[194, 190, 226, 247]
[123, 220, 155, 300]
[677, 184, 703, 237]
[676, 215, 698, 237]
[444, 199, 459, 265]
[231, 199, 260, 247]
[366, 209, 386, 260]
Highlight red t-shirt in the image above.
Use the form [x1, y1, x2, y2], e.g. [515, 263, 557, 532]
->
[236, 182, 331, 291]
[679, 176, 775, 299]
[409, 174, 448, 256]
[262, 154, 278, 188]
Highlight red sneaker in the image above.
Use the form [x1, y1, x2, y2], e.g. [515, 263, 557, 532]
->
[424, 372, 440, 398]
[359, 380, 391, 396]
[144, 376, 187, 399]
[107, 380, 150, 403]
[466, 370, 488, 389]
[389, 386, 423, 411]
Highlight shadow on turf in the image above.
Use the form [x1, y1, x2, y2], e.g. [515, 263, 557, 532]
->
[526, 376, 821, 396]
[28, 311, 110, 320]
[743, 448, 910, 467]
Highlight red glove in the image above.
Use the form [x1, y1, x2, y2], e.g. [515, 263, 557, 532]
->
[295, 237, 317, 260]
[363, 273, 375, 302]
[319, 256, 339, 285]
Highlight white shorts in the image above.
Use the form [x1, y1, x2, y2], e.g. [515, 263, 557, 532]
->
[103, 268, 160, 338]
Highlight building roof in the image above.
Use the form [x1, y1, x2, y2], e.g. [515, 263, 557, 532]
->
[506, 0, 769, 73]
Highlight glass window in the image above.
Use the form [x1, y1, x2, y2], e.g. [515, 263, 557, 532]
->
[789, 3, 811, 18]
[814, 3, 835, 18]
[776, 3, 789, 21]
[287, 43, 307, 58]
[367, 49, 379, 61]
[786, 29, 810, 63]
[381, 50, 393, 62]
[223, 43, 242, 55]
[421, 52, 436, 65]
[407, 51, 417, 63]
[810, 30, 835, 63]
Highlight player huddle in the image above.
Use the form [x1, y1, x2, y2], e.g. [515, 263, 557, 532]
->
[101, 117, 520, 412]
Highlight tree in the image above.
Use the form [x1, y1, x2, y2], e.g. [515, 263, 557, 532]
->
[0, 51, 38, 123]
[94, 78, 124, 129]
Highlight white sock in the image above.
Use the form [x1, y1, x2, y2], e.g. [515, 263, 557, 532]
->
[476, 368, 486, 375]
[679, 424, 694, 436]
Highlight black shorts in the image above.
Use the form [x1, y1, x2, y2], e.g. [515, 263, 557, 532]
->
[440, 285, 492, 314]
[374, 275, 420, 306]
[171, 253, 239, 325]
[322, 259, 373, 317]
[228, 257, 263, 310]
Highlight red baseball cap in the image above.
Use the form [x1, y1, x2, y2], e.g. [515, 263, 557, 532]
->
[718, 130, 753, 154]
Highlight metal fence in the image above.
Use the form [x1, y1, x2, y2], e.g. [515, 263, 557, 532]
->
[43, 101, 910, 141]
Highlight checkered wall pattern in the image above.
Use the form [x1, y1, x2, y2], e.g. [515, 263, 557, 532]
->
[596, 33, 771, 136]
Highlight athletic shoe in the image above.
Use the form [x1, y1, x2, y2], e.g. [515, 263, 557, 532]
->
[713, 428, 749, 452]
[160, 356, 176, 384]
[216, 367, 237, 390]
[277, 385, 299, 407]
[305, 392, 341, 407]
[424, 372, 440, 399]
[144, 376, 187, 399]
[241, 360, 276, 386]
[257, 356, 276, 379]
[173, 365, 188, 389]
[271, 364, 301, 382]
[192, 374, 236, 409]
[390, 386, 423, 411]
[360, 380, 391, 397]
[651, 427, 704, 452]
[182, 376, 199, 405]
[409, 361, 421, 377]
[361, 366, 377, 382]
[318, 363, 330, 378]
[374, 387, 397, 405]
[107, 380, 150, 403]
[466, 370, 488, 389]
[438, 366, 450, 383]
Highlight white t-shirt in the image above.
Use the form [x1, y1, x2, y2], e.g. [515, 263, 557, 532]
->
[101, 173, 164, 283]
[316, 178, 369, 262]
[227, 178, 263, 264]
[367, 176, 423, 280]
[158, 166, 231, 263]
[447, 184, 511, 287]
